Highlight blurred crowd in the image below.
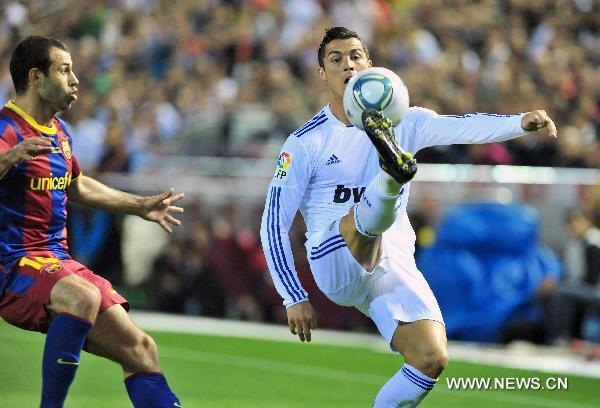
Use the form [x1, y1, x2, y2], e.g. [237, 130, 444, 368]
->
[2, 1, 599, 338]
[1, 0, 598, 169]
[144, 201, 373, 331]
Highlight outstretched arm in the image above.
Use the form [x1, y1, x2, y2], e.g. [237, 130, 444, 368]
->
[67, 175, 184, 233]
[407, 107, 557, 152]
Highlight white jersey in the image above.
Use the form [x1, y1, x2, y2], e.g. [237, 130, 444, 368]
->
[260, 105, 526, 307]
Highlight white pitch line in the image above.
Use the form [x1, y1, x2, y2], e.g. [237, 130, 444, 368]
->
[159, 345, 388, 385]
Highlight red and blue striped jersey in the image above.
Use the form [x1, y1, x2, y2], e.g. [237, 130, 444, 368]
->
[0, 101, 81, 270]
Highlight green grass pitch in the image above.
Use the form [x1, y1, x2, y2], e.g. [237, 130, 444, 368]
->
[1, 321, 598, 407]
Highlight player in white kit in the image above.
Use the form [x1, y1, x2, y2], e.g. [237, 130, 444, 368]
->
[259, 27, 556, 407]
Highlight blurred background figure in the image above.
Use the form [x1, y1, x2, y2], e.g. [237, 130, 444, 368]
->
[417, 202, 562, 343]
[541, 209, 600, 356]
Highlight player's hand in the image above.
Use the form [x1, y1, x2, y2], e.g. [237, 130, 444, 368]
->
[12, 137, 53, 161]
[287, 300, 317, 342]
[521, 110, 557, 138]
[139, 188, 184, 233]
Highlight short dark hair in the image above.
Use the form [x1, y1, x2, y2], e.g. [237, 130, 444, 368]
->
[318, 26, 369, 68]
[9, 35, 69, 95]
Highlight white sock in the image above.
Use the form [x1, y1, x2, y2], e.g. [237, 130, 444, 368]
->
[354, 171, 403, 237]
[375, 171, 403, 195]
[373, 363, 436, 408]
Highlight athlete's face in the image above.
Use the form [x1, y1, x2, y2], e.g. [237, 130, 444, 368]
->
[37, 47, 79, 113]
[318, 38, 372, 100]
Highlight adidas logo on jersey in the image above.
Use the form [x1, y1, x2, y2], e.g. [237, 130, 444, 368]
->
[325, 154, 342, 166]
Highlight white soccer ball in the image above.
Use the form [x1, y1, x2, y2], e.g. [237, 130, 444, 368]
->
[343, 67, 410, 130]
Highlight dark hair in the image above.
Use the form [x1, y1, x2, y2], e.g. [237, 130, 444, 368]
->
[317, 26, 369, 68]
[9, 35, 69, 95]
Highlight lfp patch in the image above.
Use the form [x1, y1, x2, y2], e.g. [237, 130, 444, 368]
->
[274, 151, 292, 180]
[278, 152, 291, 169]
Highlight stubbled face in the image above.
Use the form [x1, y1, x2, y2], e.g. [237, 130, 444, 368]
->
[318, 38, 372, 100]
[37, 47, 79, 113]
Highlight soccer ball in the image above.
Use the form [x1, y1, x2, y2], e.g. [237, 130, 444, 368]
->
[343, 67, 409, 130]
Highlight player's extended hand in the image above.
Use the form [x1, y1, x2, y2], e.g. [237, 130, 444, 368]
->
[13, 137, 53, 161]
[287, 300, 317, 342]
[138, 188, 184, 233]
[521, 110, 557, 138]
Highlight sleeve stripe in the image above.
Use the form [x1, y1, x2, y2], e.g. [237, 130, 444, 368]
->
[441, 113, 519, 119]
[310, 237, 345, 256]
[292, 111, 326, 135]
[309, 243, 347, 260]
[274, 187, 307, 299]
[294, 118, 328, 138]
[313, 234, 343, 249]
[311, 234, 343, 250]
[267, 187, 299, 302]
[478, 113, 519, 117]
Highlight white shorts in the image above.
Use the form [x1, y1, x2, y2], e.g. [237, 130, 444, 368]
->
[306, 217, 444, 349]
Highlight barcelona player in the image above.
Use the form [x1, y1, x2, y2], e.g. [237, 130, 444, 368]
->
[260, 27, 556, 406]
[0, 36, 184, 407]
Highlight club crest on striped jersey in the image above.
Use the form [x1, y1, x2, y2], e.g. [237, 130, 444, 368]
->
[43, 263, 63, 274]
[60, 140, 72, 159]
[274, 151, 291, 180]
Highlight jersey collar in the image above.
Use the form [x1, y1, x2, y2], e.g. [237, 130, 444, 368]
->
[4, 100, 57, 135]
[324, 104, 355, 128]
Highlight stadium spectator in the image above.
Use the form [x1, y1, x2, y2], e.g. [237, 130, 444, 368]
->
[543, 209, 600, 345]
[408, 194, 439, 259]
